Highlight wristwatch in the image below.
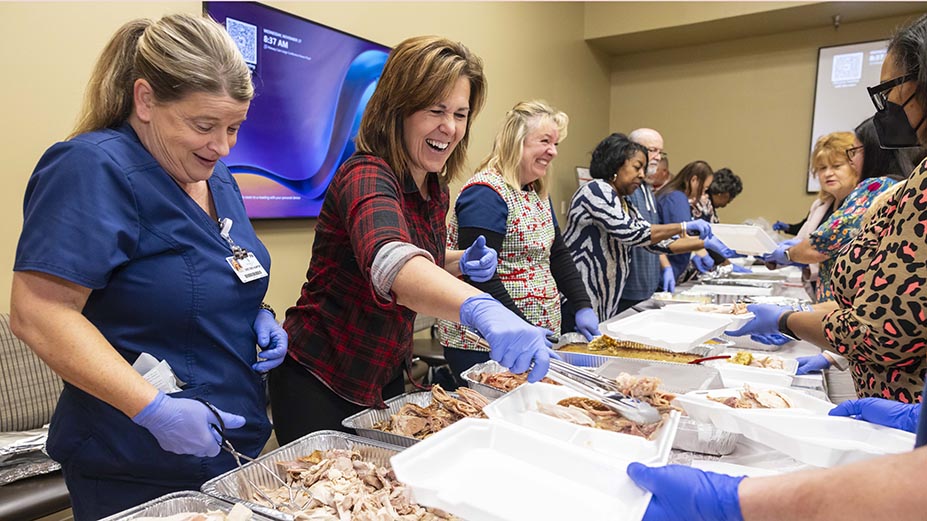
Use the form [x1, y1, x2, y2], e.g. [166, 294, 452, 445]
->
[259, 302, 276, 319]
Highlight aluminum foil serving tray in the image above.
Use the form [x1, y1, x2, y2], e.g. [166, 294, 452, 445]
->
[342, 391, 436, 448]
[201, 430, 404, 521]
[100, 490, 278, 520]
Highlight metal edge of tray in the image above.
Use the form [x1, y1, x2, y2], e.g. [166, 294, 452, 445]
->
[341, 391, 435, 448]
[460, 360, 509, 400]
[201, 430, 405, 521]
[100, 490, 278, 520]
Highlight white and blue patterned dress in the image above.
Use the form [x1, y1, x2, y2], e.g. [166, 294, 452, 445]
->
[564, 179, 673, 322]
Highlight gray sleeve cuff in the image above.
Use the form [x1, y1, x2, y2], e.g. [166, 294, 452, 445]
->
[371, 241, 435, 301]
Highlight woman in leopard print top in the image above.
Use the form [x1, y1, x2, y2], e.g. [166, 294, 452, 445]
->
[729, 33, 927, 403]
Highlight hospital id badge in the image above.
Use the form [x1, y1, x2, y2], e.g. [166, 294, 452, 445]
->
[227, 252, 268, 283]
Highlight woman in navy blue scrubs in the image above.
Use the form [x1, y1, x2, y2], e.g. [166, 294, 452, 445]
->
[10, 14, 286, 520]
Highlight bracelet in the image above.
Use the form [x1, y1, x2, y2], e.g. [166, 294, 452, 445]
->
[680, 222, 686, 235]
[784, 248, 792, 263]
[777, 310, 797, 338]
[259, 302, 276, 319]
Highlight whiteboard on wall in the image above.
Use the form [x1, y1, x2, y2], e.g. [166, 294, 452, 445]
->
[808, 39, 889, 192]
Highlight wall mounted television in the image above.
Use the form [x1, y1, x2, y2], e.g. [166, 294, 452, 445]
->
[204, 1, 390, 218]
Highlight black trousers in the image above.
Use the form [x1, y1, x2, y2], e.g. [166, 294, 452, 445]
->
[268, 356, 405, 446]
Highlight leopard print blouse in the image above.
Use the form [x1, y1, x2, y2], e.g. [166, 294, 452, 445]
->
[824, 159, 927, 403]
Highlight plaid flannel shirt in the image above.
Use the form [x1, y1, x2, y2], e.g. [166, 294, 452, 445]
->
[283, 154, 448, 407]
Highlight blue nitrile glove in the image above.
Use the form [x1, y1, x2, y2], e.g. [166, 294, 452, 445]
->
[132, 391, 245, 457]
[760, 238, 801, 266]
[725, 304, 790, 338]
[796, 354, 831, 375]
[460, 294, 556, 382]
[731, 264, 753, 274]
[772, 220, 789, 232]
[692, 253, 715, 273]
[574, 307, 601, 341]
[704, 236, 738, 259]
[459, 235, 498, 283]
[749, 333, 793, 346]
[683, 220, 713, 239]
[661, 266, 676, 292]
[628, 462, 745, 521]
[252, 309, 288, 372]
[829, 398, 920, 433]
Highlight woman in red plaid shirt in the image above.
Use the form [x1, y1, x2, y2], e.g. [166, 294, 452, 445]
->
[269, 36, 559, 443]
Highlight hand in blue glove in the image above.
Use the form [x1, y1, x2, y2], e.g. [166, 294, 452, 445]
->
[661, 266, 676, 292]
[460, 294, 556, 382]
[731, 265, 753, 274]
[704, 236, 738, 259]
[725, 304, 790, 337]
[692, 253, 715, 273]
[772, 220, 790, 232]
[574, 307, 601, 341]
[796, 354, 831, 375]
[683, 220, 713, 239]
[252, 309, 288, 372]
[628, 462, 745, 521]
[132, 391, 245, 457]
[760, 238, 801, 266]
[749, 333, 793, 346]
[460, 235, 498, 283]
[829, 398, 920, 433]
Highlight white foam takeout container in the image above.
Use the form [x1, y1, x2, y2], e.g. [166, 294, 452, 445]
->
[709, 223, 779, 255]
[661, 302, 755, 330]
[482, 382, 679, 466]
[673, 385, 915, 467]
[605, 309, 733, 352]
[390, 418, 659, 521]
[703, 354, 798, 388]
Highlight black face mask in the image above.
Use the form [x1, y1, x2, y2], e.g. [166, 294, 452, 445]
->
[874, 92, 926, 149]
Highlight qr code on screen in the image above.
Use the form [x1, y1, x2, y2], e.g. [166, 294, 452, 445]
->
[226, 17, 257, 65]
[831, 52, 863, 83]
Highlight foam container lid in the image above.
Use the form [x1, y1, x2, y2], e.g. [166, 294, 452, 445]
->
[594, 358, 724, 394]
[390, 418, 658, 521]
[729, 412, 916, 468]
[704, 355, 798, 388]
[605, 309, 733, 352]
[709, 223, 779, 255]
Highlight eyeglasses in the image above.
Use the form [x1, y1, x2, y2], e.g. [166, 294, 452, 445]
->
[646, 147, 666, 159]
[868, 72, 917, 111]
[845, 145, 864, 162]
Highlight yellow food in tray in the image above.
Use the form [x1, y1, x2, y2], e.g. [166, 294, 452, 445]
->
[557, 335, 701, 364]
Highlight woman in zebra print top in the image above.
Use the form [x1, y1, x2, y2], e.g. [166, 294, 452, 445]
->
[563, 133, 720, 322]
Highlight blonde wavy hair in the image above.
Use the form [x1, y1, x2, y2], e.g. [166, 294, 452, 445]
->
[477, 100, 568, 198]
[810, 131, 856, 202]
[71, 13, 253, 138]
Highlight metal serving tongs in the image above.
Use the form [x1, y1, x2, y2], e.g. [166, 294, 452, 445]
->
[546, 359, 663, 424]
[196, 398, 313, 513]
[462, 330, 662, 424]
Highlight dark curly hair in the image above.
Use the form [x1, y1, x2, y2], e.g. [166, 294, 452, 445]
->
[589, 133, 649, 182]
[708, 168, 743, 198]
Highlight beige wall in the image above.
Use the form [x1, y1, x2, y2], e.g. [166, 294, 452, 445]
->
[0, 2, 610, 313]
[608, 13, 919, 226]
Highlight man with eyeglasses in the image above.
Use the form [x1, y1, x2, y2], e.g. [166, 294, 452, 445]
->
[620, 128, 672, 310]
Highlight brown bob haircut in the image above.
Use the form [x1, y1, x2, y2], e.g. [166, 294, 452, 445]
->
[354, 35, 487, 184]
